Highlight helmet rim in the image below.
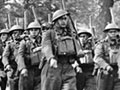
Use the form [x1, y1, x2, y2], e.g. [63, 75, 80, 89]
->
[52, 9, 69, 22]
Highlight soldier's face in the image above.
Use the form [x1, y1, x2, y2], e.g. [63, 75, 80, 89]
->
[79, 34, 89, 45]
[29, 28, 39, 38]
[0, 33, 8, 42]
[12, 30, 21, 39]
[107, 30, 118, 39]
[57, 15, 68, 28]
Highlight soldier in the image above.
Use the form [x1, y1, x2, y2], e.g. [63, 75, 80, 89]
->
[0, 29, 9, 90]
[17, 20, 42, 90]
[42, 22, 52, 32]
[76, 27, 96, 90]
[41, 9, 83, 90]
[2, 25, 24, 90]
[94, 23, 120, 90]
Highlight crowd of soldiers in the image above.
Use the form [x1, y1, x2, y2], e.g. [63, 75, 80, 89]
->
[0, 9, 120, 90]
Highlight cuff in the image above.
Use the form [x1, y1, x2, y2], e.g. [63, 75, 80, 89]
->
[72, 61, 79, 68]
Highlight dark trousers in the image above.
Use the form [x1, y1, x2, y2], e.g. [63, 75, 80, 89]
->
[97, 71, 120, 90]
[6, 69, 18, 90]
[76, 65, 97, 90]
[41, 63, 77, 90]
[96, 65, 120, 90]
[0, 77, 7, 90]
[19, 66, 41, 90]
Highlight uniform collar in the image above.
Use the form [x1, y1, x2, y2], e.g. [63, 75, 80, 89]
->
[29, 35, 41, 45]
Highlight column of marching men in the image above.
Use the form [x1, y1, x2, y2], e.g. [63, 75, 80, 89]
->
[0, 9, 120, 90]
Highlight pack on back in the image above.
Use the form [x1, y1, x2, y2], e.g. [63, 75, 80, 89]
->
[56, 36, 76, 56]
[30, 46, 43, 65]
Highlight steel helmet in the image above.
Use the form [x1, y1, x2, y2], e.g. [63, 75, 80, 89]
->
[42, 22, 52, 28]
[104, 23, 120, 32]
[27, 21, 41, 30]
[0, 29, 9, 35]
[9, 25, 23, 33]
[77, 27, 92, 37]
[52, 9, 69, 22]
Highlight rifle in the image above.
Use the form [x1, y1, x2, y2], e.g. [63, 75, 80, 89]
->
[89, 15, 96, 47]
[8, 13, 11, 29]
[110, 7, 115, 24]
[15, 17, 19, 25]
[61, 0, 66, 10]
[5, 23, 9, 29]
[24, 10, 28, 30]
[60, 0, 83, 49]
[48, 14, 51, 23]
[31, 6, 38, 22]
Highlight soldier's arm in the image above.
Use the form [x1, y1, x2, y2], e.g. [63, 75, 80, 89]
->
[2, 43, 11, 68]
[117, 51, 120, 68]
[17, 40, 26, 71]
[42, 30, 55, 61]
[94, 43, 109, 69]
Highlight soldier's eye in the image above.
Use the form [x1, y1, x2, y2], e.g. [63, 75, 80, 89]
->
[80, 35, 86, 38]
[109, 31, 117, 33]
[13, 31, 19, 34]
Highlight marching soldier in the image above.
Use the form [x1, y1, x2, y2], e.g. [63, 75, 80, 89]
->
[41, 9, 83, 90]
[76, 27, 96, 90]
[0, 29, 9, 90]
[17, 20, 43, 90]
[2, 25, 24, 90]
[42, 22, 52, 32]
[94, 23, 120, 90]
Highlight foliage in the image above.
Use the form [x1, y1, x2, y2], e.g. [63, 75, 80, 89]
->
[0, 0, 120, 38]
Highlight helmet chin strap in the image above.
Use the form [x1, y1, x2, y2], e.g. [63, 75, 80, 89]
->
[108, 34, 117, 40]
[31, 35, 36, 39]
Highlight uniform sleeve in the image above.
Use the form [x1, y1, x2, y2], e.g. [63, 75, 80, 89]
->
[74, 39, 84, 57]
[117, 51, 120, 68]
[17, 40, 26, 71]
[42, 31, 55, 61]
[2, 44, 11, 67]
[93, 43, 109, 69]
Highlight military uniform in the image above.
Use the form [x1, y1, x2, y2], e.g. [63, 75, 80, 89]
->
[94, 23, 120, 90]
[76, 28, 96, 90]
[0, 43, 7, 90]
[0, 28, 10, 90]
[2, 40, 20, 90]
[17, 21, 42, 90]
[41, 30, 79, 90]
[17, 36, 42, 90]
[41, 9, 81, 90]
[2, 25, 23, 90]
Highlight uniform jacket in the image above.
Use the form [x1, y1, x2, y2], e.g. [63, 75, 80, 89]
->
[94, 37, 120, 69]
[17, 36, 43, 71]
[79, 40, 94, 64]
[42, 29, 81, 62]
[0, 40, 5, 69]
[2, 40, 19, 68]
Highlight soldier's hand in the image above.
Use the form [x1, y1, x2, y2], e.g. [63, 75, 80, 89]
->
[0, 71, 6, 78]
[50, 58, 57, 68]
[106, 65, 113, 72]
[20, 69, 28, 77]
[78, 50, 84, 57]
[75, 66, 82, 73]
[0, 70, 6, 82]
[83, 50, 91, 54]
[5, 65, 12, 72]
[33, 47, 42, 53]
[6, 68, 13, 78]
[118, 69, 120, 79]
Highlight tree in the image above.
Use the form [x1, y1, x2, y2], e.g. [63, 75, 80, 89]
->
[0, 0, 119, 39]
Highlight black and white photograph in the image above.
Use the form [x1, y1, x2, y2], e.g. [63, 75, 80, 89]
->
[0, 0, 120, 90]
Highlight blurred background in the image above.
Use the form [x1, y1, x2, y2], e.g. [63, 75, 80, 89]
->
[0, 0, 120, 39]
